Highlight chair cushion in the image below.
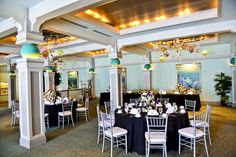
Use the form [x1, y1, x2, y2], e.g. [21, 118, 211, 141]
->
[104, 127, 127, 137]
[76, 107, 88, 111]
[178, 127, 204, 138]
[77, 104, 83, 107]
[58, 111, 72, 116]
[190, 120, 208, 127]
[145, 132, 166, 144]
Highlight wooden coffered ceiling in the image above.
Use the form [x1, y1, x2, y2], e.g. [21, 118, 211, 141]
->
[75, 0, 217, 29]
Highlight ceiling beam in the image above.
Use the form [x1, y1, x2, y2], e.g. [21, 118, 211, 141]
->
[55, 43, 107, 56]
[29, 0, 117, 32]
[122, 46, 148, 56]
[0, 45, 20, 54]
[118, 19, 236, 48]
[42, 18, 115, 46]
[66, 14, 120, 37]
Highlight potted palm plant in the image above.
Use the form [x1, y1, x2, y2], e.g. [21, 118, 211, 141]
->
[214, 72, 232, 106]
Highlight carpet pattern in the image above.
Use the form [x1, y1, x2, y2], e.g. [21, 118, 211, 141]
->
[0, 100, 236, 157]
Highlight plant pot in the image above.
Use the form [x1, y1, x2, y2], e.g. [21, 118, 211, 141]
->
[220, 100, 227, 106]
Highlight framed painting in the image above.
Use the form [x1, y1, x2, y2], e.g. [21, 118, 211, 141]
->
[176, 63, 201, 91]
[68, 71, 78, 89]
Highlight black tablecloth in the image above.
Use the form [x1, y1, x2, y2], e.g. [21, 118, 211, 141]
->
[115, 112, 189, 155]
[45, 101, 77, 126]
[100, 92, 201, 111]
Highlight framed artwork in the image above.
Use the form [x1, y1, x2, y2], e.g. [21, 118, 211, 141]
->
[68, 71, 78, 89]
[176, 63, 201, 91]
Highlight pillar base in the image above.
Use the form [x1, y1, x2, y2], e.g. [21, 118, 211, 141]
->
[20, 135, 46, 149]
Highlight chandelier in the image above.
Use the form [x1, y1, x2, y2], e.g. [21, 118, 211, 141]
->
[149, 35, 211, 62]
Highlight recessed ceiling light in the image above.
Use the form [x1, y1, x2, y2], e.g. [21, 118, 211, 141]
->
[129, 21, 140, 26]
[160, 15, 166, 20]
[84, 10, 94, 15]
[144, 19, 150, 23]
[101, 17, 110, 23]
[93, 13, 101, 19]
[185, 9, 191, 15]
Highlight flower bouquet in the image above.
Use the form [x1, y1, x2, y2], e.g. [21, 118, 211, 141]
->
[140, 90, 155, 104]
[43, 90, 57, 104]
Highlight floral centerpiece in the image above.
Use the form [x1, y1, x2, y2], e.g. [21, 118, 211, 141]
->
[173, 84, 186, 94]
[140, 90, 155, 104]
[43, 90, 57, 104]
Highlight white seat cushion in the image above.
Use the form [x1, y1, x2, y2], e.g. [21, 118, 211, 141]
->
[145, 132, 166, 144]
[76, 107, 88, 111]
[190, 120, 208, 127]
[178, 127, 204, 138]
[104, 127, 127, 138]
[77, 104, 83, 107]
[58, 111, 72, 116]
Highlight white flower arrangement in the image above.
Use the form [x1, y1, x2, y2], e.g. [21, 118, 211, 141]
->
[140, 90, 155, 104]
[43, 90, 57, 104]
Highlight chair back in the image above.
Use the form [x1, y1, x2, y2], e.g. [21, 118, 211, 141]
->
[104, 101, 112, 115]
[157, 98, 169, 104]
[100, 111, 110, 131]
[205, 104, 211, 124]
[62, 101, 73, 113]
[77, 94, 84, 104]
[96, 104, 102, 123]
[146, 116, 168, 134]
[85, 97, 89, 109]
[185, 99, 196, 111]
[130, 98, 139, 103]
[11, 100, 19, 113]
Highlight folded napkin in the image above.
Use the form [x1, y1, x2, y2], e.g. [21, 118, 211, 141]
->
[165, 103, 172, 108]
[161, 91, 167, 94]
[147, 110, 159, 116]
[55, 99, 62, 104]
[166, 108, 174, 114]
[63, 97, 69, 102]
[173, 91, 180, 94]
[130, 108, 138, 114]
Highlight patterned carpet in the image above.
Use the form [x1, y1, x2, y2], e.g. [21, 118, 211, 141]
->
[0, 100, 236, 157]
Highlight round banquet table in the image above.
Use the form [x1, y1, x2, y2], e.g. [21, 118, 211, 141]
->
[44, 101, 77, 127]
[114, 110, 189, 155]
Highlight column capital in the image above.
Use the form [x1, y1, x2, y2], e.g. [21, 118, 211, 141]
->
[107, 45, 122, 59]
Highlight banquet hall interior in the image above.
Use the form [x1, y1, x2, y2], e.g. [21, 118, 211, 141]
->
[0, 0, 236, 156]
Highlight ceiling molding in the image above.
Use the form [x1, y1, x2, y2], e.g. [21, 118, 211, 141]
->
[69, 14, 120, 37]
[29, 0, 117, 32]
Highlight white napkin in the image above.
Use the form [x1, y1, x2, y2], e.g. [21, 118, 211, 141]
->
[165, 103, 172, 108]
[44, 101, 51, 105]
[173, 91, 180, 94]
[166, 108, 174, 113]
[161, 91, 167, 94]
[55, 99, 62, 104]
[130, 108, 138, 114]
[147, 110, 159, 116]
[63, 97, 69, 102]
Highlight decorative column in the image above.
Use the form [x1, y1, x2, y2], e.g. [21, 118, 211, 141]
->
[7, 62, 17, 109]
[88, 58, 96, 98]
[108, 45, 123, 108]
[17, 58, 46, 148]
[230, 42, 236, 107]
[143, 52, 152, 90]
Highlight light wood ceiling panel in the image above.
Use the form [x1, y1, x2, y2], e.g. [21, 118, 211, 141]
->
[78, 0, 217, 28]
